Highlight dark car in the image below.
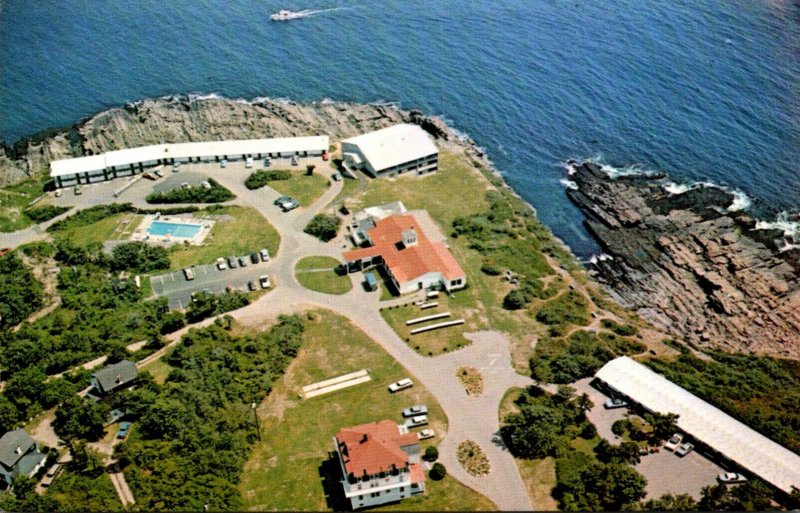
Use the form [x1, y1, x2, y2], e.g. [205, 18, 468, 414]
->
[228, 256, 238, 269]
[250, 252, 260, 264]
[273, 195, 291, 206]
[247, 281, 257, 291]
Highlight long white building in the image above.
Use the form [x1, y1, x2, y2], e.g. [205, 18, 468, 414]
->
[341, 124, 438, 178]
[595, 356, 800, 496]
[49, 136, 329, 188]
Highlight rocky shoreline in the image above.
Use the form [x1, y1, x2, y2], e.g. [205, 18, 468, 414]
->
[567, 161, 800, 358]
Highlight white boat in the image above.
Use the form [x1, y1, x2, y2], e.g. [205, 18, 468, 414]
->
[269, 9, 312, 21]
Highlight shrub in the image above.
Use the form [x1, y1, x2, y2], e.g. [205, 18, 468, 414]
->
[480, 259, 503, 276]
[429, 462, 446, 481]
[24, 205, 70, 223]
[47, 203, 135, 232]
[159, 311, 186, 334]
[110, 242, 170, 273]
[580, 422, 597, 439]
[145, 179, 234, 204]
[601, 318, 638, 337]
[304, 214, 341, 242]
[244, 169, 291, 189]
[534, 290, 590, 331]
[423, 446, 439, 462]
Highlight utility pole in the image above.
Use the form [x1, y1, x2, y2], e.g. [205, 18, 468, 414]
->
[251, 401, 261, 441]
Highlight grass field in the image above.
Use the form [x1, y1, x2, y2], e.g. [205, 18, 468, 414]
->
[51, 212, 143, 246]
[295, 256, 352, 295]
[139, 358, 172, 385]
[167, 206, 280, 270]
[267, 170, 331, 207]
[238, 310, 495, 511]
[0, 178, 47, 232]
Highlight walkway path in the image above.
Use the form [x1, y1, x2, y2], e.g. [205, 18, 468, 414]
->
[109, 470, 135, 507]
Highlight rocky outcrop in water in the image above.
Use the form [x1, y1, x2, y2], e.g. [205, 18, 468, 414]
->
[567, 161, 800, 358]
[0, 96, 456, 187]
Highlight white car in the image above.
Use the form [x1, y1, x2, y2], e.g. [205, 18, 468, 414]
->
[664, 433, 683, 451]
[402, 405, 428, 418]
[675, 442, 695, 457]
[55, 189, 63, 198]
[245, 157, 254, 168]
[259, 275, 271, 289]
[604, 397, 628, 409]
[260, 248, 270, 262]
[388, 378, 413, 393]
[718, 472, 747, 484]
[417, 429, 435, 440]
[406, 415, 428, 428]
[183, 268, 194, 281]
[216, 257, 227, 270]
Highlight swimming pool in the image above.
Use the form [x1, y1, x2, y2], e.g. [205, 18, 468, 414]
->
[147, 220, 203, 239]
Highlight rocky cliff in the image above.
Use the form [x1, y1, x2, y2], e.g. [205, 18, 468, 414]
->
[0, 95, 457, 187]
[567, 161, 800, 358]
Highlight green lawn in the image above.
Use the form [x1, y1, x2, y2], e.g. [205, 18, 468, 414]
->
[139, 358, 172, 385]
[380, 292, 481, 356]
[239, 310, 494, 511]
[295, 256, 352, 295]
[167, 205, 280, 270]
[0, 178, 47, 232]
[267, 171, 331, 207]
[51, 212, 143, 246]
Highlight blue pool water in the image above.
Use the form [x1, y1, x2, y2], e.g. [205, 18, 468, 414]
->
[147, 221, 202, 239]
[1, 1, 798, 256]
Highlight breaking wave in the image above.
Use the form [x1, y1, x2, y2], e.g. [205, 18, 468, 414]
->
[559, 179, 578, 190]
[755, 211, 800, 238]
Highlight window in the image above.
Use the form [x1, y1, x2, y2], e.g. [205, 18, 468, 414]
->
[358, 495, 363, 500]
[451, 278, 462, 286]
[400, 487, 405, 492]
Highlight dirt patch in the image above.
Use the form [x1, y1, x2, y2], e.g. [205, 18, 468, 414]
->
[457, 440, 491, 477]
[456, 366, 484, 396]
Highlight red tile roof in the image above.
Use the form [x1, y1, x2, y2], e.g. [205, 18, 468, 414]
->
[336, 420, 420, 478]
[343, 214, 465, 285]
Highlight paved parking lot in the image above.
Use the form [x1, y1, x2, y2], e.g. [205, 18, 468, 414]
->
[150, 258, 273, 309]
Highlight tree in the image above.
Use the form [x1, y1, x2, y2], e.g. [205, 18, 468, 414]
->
[577, 393, 594, 414]
[160, 310, 185, 334]
[0, 395, 20, 430]
[423, 446, 439, 462]
[303, 214, 341, 242]
[429, 462, 446, 480]
[305, 164, 316, 175]
[634, 493, 697, 511]
[110, 242, 169, 273]
[595, 440, 641, 465]
[0, 253, 44, 329]
[645, 412, 679, 441]
[53, 395, 110, 442]
[580, 463, 647, 510]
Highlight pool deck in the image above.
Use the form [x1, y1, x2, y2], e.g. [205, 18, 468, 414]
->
[131, 214, 214, 245]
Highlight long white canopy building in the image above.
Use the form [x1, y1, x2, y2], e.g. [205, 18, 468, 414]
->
[341, 124, 438, 178]
[50, 136, 329, 188]
[595, 356, 800, 496]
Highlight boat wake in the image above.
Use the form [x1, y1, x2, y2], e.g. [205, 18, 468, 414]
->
[270, 6, 352, 21]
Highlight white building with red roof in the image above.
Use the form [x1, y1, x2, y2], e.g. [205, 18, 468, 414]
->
[333, 420, 426, 509]
[343, 210, 466, 294]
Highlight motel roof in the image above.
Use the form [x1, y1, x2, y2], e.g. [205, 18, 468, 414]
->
[336, 420, 419, 478]
[50, 136, 330, 178]
[343, 213, 465, 285]
[595, 356, 800, 495]
[342, 124, 438, 173]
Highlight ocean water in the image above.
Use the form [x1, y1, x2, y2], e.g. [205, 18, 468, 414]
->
[1, 0, 798, 256]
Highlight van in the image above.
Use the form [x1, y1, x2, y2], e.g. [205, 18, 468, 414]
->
[245, 157, 254, 168]
[183, 268, 194, 280]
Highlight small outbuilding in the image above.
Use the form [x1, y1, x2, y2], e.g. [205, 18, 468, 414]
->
[91, 359, 139, 396]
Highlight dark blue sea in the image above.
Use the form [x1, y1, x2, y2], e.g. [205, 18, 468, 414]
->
[1, 0, 799, 256]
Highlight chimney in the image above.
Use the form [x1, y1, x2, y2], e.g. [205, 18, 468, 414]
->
[15, 446, 21, 455]
[360, 433, 368, 444]
[402, 227, 417, 248]
[116, 374, 122, 384]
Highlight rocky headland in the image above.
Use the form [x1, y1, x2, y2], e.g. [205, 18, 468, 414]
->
[567, 161, 800, 358]
[0, 95, 459, 187]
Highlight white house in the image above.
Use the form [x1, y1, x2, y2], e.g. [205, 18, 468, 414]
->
[333, 420, 425, 509]
[341, 124, 438, 178]
[49, 136, 330, 188]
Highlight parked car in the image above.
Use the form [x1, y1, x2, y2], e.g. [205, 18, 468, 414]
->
[74, 184, 82, 195]
[228, 256, 238, 269]
[664, 433, 684, 451]
[417, 429, 435, 441]
[250, 252, 260, 264]
[331, 173, 341, 181]
[172, 163, 181, 172]
[201, 181, 212, 189]
[388, 378, 413, 393]
[117, 421, 132, 439]
[718, 472, 747, 484]
[406, 415, 428, 428]
[290, 156, 298, 166]
[183, 267, 194, 280]
[280, 199, 300, 212]
[220, 159, 227, 168]
[264, 157, 272, 167]
[245, 157, 254, 168]
[55, 189, 63, 197]
[239, 256, 248, 267]
[402, 405, 428, 418]
[274, 195, 291, 206]
[216, 257, 227, 270]
[259, 275, 271, 289]
[154, 169, 164, 177]
[604, 397, 628, 409]
[675, 442, 695, 457]
[260, 248, 270, 261]
[247, 281, 257, 291]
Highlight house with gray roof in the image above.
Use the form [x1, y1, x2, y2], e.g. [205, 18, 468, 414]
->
[0, 429, 46, 489]
[91, 359, 138, 396]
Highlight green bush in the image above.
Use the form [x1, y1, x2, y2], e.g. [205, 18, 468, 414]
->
[534, 290, 590, 334]
[601, 318, 638, 337]
[244, 169, 291, 189]
[110, 242, 170, 273]
[480, 259, 502, 276]
[145, 179, 235, 204]
[24, 205, 70, 223]
[303, 214, 341, 242]
[159, 311, 186, 334]
[0, 252, 44, 329]
[19, 241, 56, 258]
[429, 462, 446, 481]
[47, 203, 135, 232]
[423, 446, 439, 462]
[611, 419, 630, 436]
